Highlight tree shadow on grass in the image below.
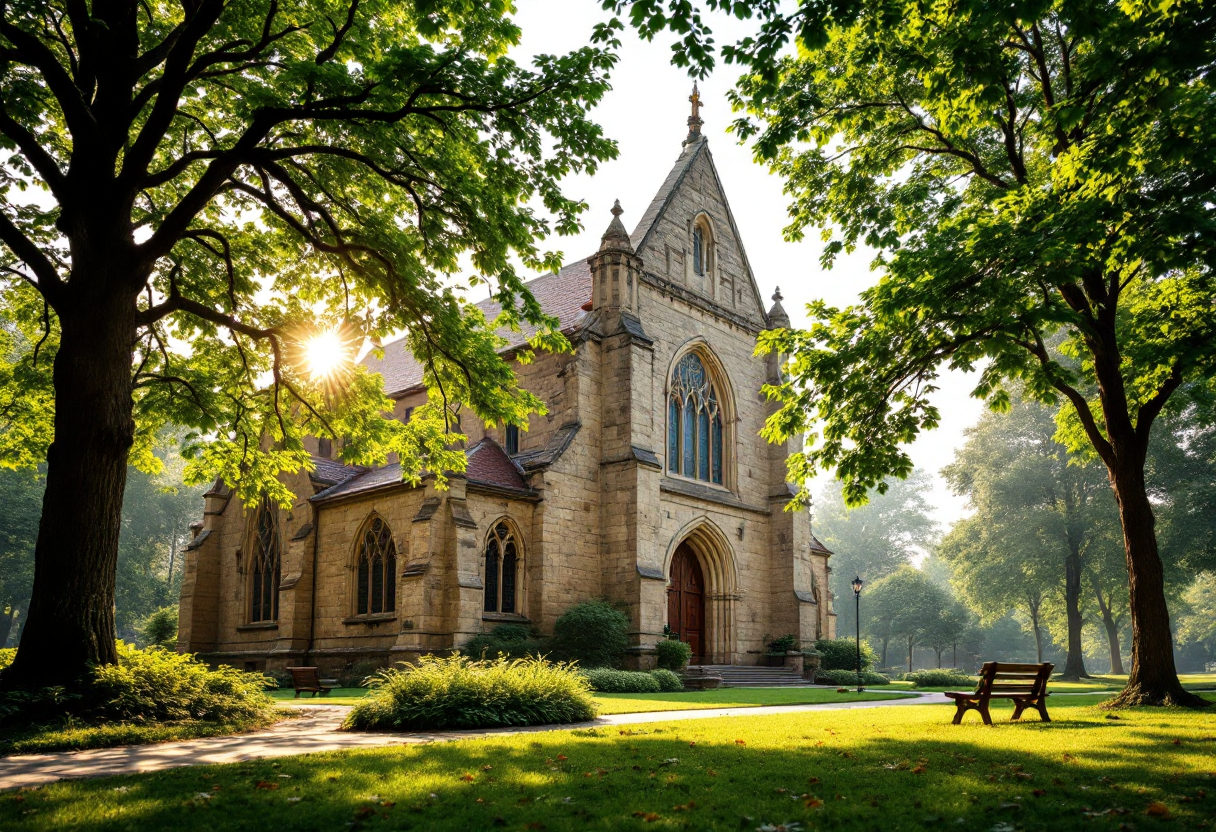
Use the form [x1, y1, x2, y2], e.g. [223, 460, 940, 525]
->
[4, 703, 1213, 832]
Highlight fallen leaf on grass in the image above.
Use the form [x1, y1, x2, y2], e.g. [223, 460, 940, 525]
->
[255, 781, 279, 791]
[632, 811, 661, 821]
[807, 777, 820, 785]
[1146, 802, 1172, 818]
[460, 773, 475, 782]
[481, 765, 493, 771]
[804, 798, 823, 809]
[912, 764, 927, 775]
[556, 755, 567, 761]
[1032, 790, 1046, 798]
[735, 739, 747, 746]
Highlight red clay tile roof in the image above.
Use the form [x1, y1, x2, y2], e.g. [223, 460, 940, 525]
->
[361, 261, 592, 397]
[465, 438, 528, 491]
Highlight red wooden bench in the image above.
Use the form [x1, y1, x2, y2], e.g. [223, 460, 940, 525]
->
[944, 661, 1053, 725]
[289, 666, 339, 698]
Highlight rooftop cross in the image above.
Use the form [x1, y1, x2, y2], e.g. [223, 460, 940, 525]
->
[685, 82, 704, 144]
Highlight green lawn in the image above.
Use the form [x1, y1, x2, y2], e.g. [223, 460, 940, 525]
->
[886, 673, 1216, 694]
[270, 687, 369, 706]
[6, 694, 1214, 831]
[592, 687, 909, 715]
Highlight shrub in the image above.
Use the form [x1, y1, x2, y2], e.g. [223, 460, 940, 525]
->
[814, 638, 876, 671]
[654, 639, 692, 671]
[581, 668, 662, 693]
[903, 670, 975, 689]
[649, 669, 684, 692]
[0, 648, 14, 672]
[550, 599, 629, 668]
[814, 668, 890, 687]
[136, 605, 179, 648]
[89, 642, 278, 723]
[767, 634, 799, 652]
[344, 655, 596, 731]
[462, 624, 548, 662]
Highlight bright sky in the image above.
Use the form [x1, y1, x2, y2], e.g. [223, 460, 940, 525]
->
[510, 0, 985, 526]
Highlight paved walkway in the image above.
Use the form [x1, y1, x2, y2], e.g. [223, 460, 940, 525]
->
[0, 692, 941, 791]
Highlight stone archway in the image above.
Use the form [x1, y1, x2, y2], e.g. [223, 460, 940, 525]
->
[664, 517, 739, 665]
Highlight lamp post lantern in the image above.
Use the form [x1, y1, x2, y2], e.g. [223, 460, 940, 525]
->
[851, 575, 864, 693]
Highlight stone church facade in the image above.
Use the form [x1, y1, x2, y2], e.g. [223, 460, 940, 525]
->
[177, 98, 836, 673]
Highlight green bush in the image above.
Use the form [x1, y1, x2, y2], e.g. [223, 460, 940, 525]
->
[550, 599, 629, 668]
[462, 624, 547, 662]
[814, 668, 890, 687]
[649, 668, 684, 692]
[0, 648, 14, 672]
[136, 605, 179, 648]
[581, 668, 662, 693]
[814, 638, 876, 671]
[903, 670, 975, 689]
[344, 655, 596, 731]
[655, 639, 692, 671]
[767, 634, 799, 652]
[90, 642, 277, 722]
[0, 643, 277, 729]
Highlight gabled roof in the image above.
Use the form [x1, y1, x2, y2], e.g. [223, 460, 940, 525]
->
[810, 534, 833, 556]
[628, 135, 768, 325]
[360, 262, 592, 397]
[308, 455, 366, 488]
[465, 437, 529, 491]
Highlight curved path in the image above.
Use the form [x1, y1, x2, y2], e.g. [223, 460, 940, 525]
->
[0, 692, 942, 791]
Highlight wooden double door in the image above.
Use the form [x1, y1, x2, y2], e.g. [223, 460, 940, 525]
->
[667, 543, 706, 664]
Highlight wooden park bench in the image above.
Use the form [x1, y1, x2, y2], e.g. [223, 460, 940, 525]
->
[944, 661, 1053, 725]
[289, 666, 340, 698]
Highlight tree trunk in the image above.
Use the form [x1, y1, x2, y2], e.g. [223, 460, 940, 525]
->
[880, 637, 889, 668]
[0, 606, 14, 649]
[1060, 546, 1090, 679]
[906, 637, 914, 672]
[1028, 604, 1043, 664]
[1091, 575, 1125, 675]
[936, 649, 943, 668]
[1107, 462, 1201, 706]
[2, 297, 137, 689]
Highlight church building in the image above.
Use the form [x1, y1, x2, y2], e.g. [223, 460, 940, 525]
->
[177, 90, 836, 673]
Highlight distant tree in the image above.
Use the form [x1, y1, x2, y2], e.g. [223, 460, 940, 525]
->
[813, 470, 938, 636]
[135, 605, 179, 650]
[0, 467, 42, 647]
[921, 603, 969, 670]
[1175, 576, 1216, 660]
[0, 0, 616, 687]
[864, 566, 951, 672]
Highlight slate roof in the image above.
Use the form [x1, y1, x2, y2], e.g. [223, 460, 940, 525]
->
[308, 455, 366, 488]
[630, 136, 706, 254]
[465, 438, 529, 491]
[809, 534, 833, 556]
[361, 261, 593, 397]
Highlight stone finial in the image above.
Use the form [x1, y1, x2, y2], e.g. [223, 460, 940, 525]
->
[599, 199, 634, 252]
[768, 285, 790, 328]
[685, 82, 704, 145]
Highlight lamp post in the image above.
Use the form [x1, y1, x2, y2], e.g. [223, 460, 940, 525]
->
[851, 575, 864, 693]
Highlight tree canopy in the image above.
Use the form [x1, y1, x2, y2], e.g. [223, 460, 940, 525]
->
[0, 0, 617, 686]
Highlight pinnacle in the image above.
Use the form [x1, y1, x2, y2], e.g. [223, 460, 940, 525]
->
[598, 199, 633, 253]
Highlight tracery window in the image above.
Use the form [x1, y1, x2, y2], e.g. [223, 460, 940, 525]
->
[483, 522, 521, 614]
[249, 499, 281, 622]
[667, 352, 725, 485]
[356, 516, 397, 616]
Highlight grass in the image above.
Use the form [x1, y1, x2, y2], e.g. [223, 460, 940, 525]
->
[592, 687, 908, 715]
[5, 694, 1214, 831]
[885, 673, 1216, 694]
[0, 712, 285, 757]
[270, 688, 369, 706]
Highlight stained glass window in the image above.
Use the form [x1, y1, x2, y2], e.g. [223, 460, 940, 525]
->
[692, 225, 704, 275]
[667, 353, 726, 485]
[356, 517, 397, 615]
[250, 499, 280, 622]
[484, 522, 522, 615]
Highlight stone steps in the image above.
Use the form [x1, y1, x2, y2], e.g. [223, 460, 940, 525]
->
[686, 664, 819, 688]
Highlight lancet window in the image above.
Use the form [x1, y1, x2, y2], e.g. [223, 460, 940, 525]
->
[249, 499, 281, 622]
[667, 352, 725, 485]
[483, 522, 521, 615]
[356, 516, 397, 616]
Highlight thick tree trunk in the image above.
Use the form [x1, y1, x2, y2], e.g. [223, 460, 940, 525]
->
[2, 298, 136, 689]
[1060, 546, 1090, 679]
[1107, 463, 1202, 706]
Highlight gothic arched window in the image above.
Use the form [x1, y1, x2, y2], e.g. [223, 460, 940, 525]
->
[483, 522, 521, 615]
[667, 352, 725, 485]
[692, 225, 705, 275]
[356, 516, 397, 616]
[249, 499, 281, 622]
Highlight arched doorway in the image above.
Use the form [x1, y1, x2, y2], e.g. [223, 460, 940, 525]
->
[667, 543, 706, 664]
